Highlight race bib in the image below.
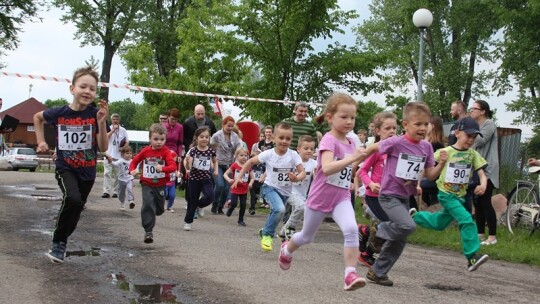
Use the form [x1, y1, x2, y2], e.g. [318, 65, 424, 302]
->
[327, 166, 352, 189]
[271, 168, 292, 187]
[253, 170, 263, 181]
[143, 159, 165, 179]
[58, 124, 92, 151]
[444, 163, 472, 184]
[395, 153, 426, 180]
[293, 171, 311, 187]
[170, 171, 176, 182]
[193, 155, 211, 171]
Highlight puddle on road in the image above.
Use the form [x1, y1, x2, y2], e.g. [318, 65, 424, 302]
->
[66, 247, 101, 257]
[23, 228, 54, 236]
[30, 194, 63, 201]
[110, 273, 183, 303]
[425, 283, 464, 291]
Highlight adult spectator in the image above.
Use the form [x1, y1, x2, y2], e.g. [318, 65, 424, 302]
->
[164, 108, 184, 158]
[102, 113, 129, 198]
[448, 100, 468, 145]
[282, 101, 318, 150]
[470, 100, 499, 246]
[159, 113, 168, 125]
[210, 116, 242, 214]
[183, 104, 217, 151]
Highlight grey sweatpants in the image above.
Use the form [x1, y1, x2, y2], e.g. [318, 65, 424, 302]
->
[141, 184, 165, 233]
[371, 194, 416, 277]
[118, 180, 134, 204]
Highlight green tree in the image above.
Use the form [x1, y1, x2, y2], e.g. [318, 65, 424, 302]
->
[43, 98, 69, 108]
[108, 99, 140, 130]
[356, 0, 500, 120]
[52, 0, 144, 101]
[495, 0, 540, 127]
[0, 0, 42, 63]
[231, 0, 384, 124]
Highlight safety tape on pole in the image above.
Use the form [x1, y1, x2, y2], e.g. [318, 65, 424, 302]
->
[1, 71, 324, 106]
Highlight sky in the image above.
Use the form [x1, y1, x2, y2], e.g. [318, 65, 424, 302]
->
[0, 1, 533, 139]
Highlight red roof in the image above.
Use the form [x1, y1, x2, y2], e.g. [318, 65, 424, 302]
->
[0, 97, 47, 124]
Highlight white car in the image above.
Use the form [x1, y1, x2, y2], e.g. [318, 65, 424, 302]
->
[4, 147, 38, 172]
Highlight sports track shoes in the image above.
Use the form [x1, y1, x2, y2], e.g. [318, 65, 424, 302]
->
[278, 241, 292, 270]
[343, 272, 366, 291]
[184, 223, 192, 231]
[144, 232, 154, 243]
[129, 201, 135, 209]
[368, 221, 384, 254]
[259, 228, 273, 251]
[46, 241, 67, 264]
[409, 208, 418, 217]
[358, 224, 369, 252]
[467, 254, 489, 272]
[358, 252, 375, 268]
[366, 269, 393, 287]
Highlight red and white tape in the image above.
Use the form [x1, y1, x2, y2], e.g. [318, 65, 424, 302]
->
[1, 71, 323, 106]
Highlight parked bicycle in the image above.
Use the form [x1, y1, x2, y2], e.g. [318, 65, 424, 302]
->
[505, 166, 540, 236]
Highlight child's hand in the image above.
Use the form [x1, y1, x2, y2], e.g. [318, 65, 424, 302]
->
[130, 169, 139, 176]
[288, 172, 298, 182]
[231, 180, 239, 189]
[474, 184, 486, 196]
[107, 155, 113, 163]
[416, 184, 423, 196]
[439, 150, 448, 163]
[528, 158, 540, 166]
[227, 178, 234, 185]
[97, 99, 109, 123]
[36, 141, 49, 153]
[369, 182, 380, 194]
[249, 183, 253, 189]
[155, 164, 163, 172]
[213, 170, 218, 177]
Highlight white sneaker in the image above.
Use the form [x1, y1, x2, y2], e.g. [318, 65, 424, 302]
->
[184, 202, 188, 210]
[166, 208, 175, 213]
[120, 202, 125, 209]
[183, 223, 192, 231]
[197, 207, 205, 217]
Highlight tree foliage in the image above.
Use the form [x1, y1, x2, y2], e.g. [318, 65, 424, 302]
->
[108, 99, 140, 130]
[43, 98, 68, 108]
[52, 0, 143, 101]
[0, 0, 42, 64]
[356, 0, 499, 120]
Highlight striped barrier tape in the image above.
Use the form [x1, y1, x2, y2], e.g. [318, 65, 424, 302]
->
[1, 71, 324, 106]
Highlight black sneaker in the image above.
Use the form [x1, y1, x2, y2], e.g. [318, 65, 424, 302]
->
[249, 209, 256, 215]
[368, 221, 384, 254]
[226, 208, 233, 217]
[211, 207, 217, 215]
[366, 269, 393, 286]
[358, 224, 370, 252]
[238, 221, 246, 227]
[101, 193, 110, 198]
[46, 241, 67, 264]
[467, 254, 489, 272]
[144, 232, 154, 244]
[112, 194, 118, 198]
[217, 208, 224, 215]
[358, 253, 375, 268]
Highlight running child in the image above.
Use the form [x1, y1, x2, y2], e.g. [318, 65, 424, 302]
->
[33, 66, 109, 264]
[183, 126, 218, 231]
[278, 93, 366, 291]
[111, 145, 135, 210]
[165, 150, 179, 213]
[129, 123, 176, 243]
[249, 149, 267, 214]
[355, 112, 397, 267]
[224, 147, 255, 226]
[233, 122, 305, 252]
[357, 102, 447, 286]
[411, 117, 489, 272]
[278, 135, 317, 241]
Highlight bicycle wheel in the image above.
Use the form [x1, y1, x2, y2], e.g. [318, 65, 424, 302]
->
[506, 182, 539, 234]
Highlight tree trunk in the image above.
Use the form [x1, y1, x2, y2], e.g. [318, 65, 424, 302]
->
[100, 45, 115, 101]
[462, 48, 477, 105]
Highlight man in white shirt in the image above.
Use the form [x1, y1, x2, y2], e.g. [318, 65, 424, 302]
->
[102, 113, 129, 198]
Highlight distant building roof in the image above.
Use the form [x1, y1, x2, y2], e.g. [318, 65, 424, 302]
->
[0, 97, 47, 124]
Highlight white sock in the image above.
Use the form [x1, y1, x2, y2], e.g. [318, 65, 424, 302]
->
[282, 244, 293, 258]
[345, 267, 356, 277]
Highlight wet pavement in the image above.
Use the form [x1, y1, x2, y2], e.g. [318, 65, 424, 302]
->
[0, 172, 539, 304]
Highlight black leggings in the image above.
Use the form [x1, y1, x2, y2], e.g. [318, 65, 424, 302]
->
[475, 179, 497, 236]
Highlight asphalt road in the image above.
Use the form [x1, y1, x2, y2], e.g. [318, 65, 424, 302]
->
[0, 171, 538, 304]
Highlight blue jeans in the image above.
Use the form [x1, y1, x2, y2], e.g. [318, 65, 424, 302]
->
[213, 164, 230, 211]
[165, 184, 176, 209]
[261, 184, 288, 237]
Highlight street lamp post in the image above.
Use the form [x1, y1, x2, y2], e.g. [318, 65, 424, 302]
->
[413, 8, 433, 102]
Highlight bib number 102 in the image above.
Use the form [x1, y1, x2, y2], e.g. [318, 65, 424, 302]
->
[63, 132, 88, 145]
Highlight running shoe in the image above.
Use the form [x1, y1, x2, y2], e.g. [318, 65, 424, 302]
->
[467, 254, 489, 272]
[278, 241, 292, 270]
[343, 272, 366, 291]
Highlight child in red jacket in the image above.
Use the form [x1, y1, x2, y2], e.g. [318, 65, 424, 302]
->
[130, 123, 176, 243]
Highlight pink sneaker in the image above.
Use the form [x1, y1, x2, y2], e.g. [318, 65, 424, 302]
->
[344, 271, 366, 291]
[278, 241, 292, 270]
